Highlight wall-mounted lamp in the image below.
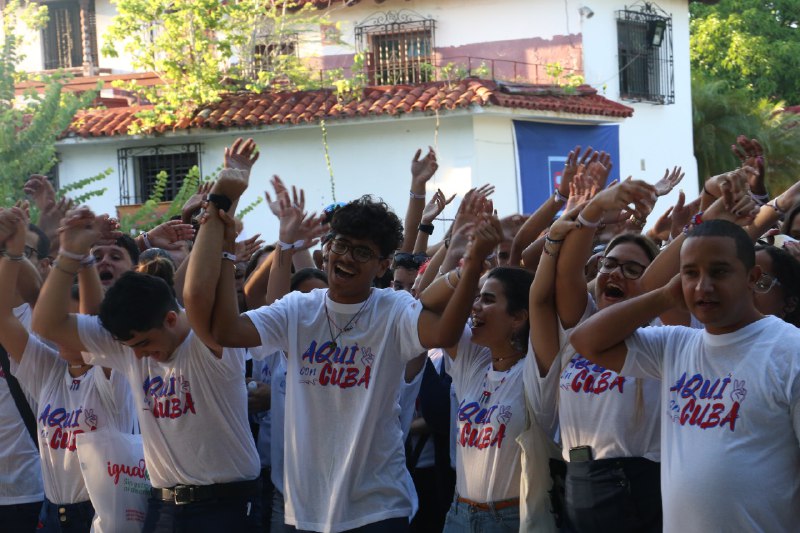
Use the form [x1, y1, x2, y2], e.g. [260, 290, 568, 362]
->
[647, 19, 667, 47]
[579, 6, 594, 19]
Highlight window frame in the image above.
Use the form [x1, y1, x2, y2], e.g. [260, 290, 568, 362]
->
[616, 6, 674, 105]
[40, 0, 98, 71]
[117, 144, 203, 206]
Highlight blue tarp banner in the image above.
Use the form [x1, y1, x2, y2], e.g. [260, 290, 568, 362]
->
[513, 121, 621, 213]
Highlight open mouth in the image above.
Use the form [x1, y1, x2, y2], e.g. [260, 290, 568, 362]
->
[694, 299, 718, 310]
[333, 264, 356, 279]
[470, 315, 485, 329]
[603, 284, 625, 300]
[98, 271, 114, 283]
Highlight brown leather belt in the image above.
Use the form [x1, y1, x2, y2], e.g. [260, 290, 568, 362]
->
[152, 478, 258, 505]
[457, 496, 520, 511]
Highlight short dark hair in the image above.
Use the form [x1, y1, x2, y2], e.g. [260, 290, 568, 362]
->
[115, 234, 140, 265]
[27, 223, 50, 259]
[330, 195, 404, 258]
[687, 219, 755, 271]
[487, 267, 534, 352]
[136, 256, 177, 298]
[99, 271, 179, 341]
[755, 244, 800, 327]
[290, 267, 328, 292]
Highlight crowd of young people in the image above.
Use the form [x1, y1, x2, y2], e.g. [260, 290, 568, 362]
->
[0, 134, 799, 533]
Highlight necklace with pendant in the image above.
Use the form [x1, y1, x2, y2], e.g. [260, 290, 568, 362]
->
[324, 290, 372, 349]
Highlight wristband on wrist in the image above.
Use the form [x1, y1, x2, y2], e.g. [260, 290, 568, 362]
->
[418, 223, 434, 235]
[577, 212, 601, 229]
[277, 239, 305, 251]
[3, 251, 24, 262]
[554, 189, 568, 204]
[767, 199, 785, 219]
[750, 191, 770, 203]
[207, 193, 233, 213]
[141, 232, 152, 250]
[222, 251, 237, 262]
[682, 211, 704, 236]
[543, 243, 560, 257]
[52, 260, 79, 276]
[59, 248, 89, 262]
[409, 190, 426, 200]
[80, 255, 97, 268]
[544, 234, 564, 244]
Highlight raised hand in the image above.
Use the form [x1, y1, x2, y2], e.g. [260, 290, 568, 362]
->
[587, 178, 657, 223]
[560, 146, 585, 198]
[466, 214, 504, 262]
[548, 205, 584, 242]
[39, 196, 74, 240]
[565, 173, 599, 213]
[265, 175, 303, 219]
[146, 219, 196, 251]
[23, 174, 57, 212]
[421, 189, 454, 225]
[731, 136, 766, 196]
[93, 214, 123, 246]
[411, 147, 438, 186]
[654, 166, 685, 197]
[670, 193, 701, 238]
[452, 184, 494, 234]
[59, 207, 102, 255]
[235, 234, 264, 263]
[224, 138, 259, 175]
[182, 181, 213, 223]
[649, 205, 673, 242]
[210, 168, 250, 204]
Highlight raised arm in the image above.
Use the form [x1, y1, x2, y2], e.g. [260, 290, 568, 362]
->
[571, 276, 683, 373]
[401, 147, 438, 253]
[0, 208, 34, 361]
[529, 206, 582, 375]
[32, 208, 116, 356]
[412, 189, 452, 254]
[418, 214, 502, 350]
[556, 179, 656, 328]
[184, 139, 262, 348]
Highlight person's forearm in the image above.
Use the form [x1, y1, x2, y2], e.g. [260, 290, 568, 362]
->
[510, 197, 560, 266]
[78, 266, 103, 315]
[0, 258, 31, 360]
[15, 258, 42, 307]
[31, 256, 80, 343]
[183, 211, 226, 341]
[420, 255, 482, 349]
[266, 249, 293, 306]
[520, 237, 545, 271]
[401, 191, 426, 254]
[292, 249, 315, 270]
[555, 223, 595, 329]
[244, 248, 275, 310]
[529, 245, 562, 375]
[412, 229, 430, 255]
[571, 287, 672, 358]
[209, 257, 244, 347]
[746, 203, 781, 240]
[173, 252, 189, 307]
[416, 244, 446, 294]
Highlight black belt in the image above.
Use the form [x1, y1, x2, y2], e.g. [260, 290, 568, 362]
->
[152, 478, 259, 505]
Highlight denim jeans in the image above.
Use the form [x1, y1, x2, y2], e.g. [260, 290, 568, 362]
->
[40, 499, 94, 533]
[442, 497, 520, 533]
[0, 501, 43, 533]
[271, 490, 293, 533]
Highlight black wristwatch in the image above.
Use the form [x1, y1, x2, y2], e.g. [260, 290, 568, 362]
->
[207, 193, 233, 212]
[418, 223, 434, 235]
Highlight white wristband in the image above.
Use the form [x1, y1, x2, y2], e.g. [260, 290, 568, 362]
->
[222, 251, 237, 262]
[142, 232, 152, 249]
[59, 248, 89, 262]
[278, 239, 305, 251]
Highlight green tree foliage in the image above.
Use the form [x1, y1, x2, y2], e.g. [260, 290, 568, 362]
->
[692, 73, 800, 194]
[690, 0, 800, 102]
[0, 1, 100, 206]
[103, 0, 339, 132]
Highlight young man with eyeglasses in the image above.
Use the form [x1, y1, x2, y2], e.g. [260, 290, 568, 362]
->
[571, 219, 800, 531]
[185, 153, 499, 533]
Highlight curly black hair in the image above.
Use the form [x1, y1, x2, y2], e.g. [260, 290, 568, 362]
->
[329, 195, 404, 258]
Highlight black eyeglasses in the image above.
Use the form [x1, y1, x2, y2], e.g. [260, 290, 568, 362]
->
[754, 273, 780, 294]
[597, 256, 647, 280]
[329, 238, 380, 263]
[393, 252, 427, 269]
[24, 245, 39, 259]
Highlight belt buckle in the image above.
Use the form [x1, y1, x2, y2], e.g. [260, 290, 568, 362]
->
[173, 485, 193, 505]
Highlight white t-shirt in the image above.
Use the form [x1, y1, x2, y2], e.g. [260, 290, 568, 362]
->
[245, 287, 424, 533]
[623, 315, 800, 531]
[449, 327, 527, 502]
[400, 360, 424, 443]
[76, 314, 260, 489]
[251, 349, 276, 470]
[0, 303, 44, 505]
[14, 335, 134, 504]
[529, 297, 661, 462]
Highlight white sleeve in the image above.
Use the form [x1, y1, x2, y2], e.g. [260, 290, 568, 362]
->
[76, 314, 130, 370]
[389, 291, 425, 361]
[399, 365, 425, 441]
[449, 326, 489, 396]
[243, 296, 293, 354]
[13, 334, 62, 400]
[621, 326, 672, 380]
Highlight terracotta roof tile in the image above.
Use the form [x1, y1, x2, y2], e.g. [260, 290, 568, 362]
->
[64, 79, 633, 138]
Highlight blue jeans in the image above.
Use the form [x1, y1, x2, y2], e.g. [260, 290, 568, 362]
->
[442, 498, 520, 533]
[271, 489, 293, 533]
[40, 499, 94, 533]
[0, 501, 43, 533]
